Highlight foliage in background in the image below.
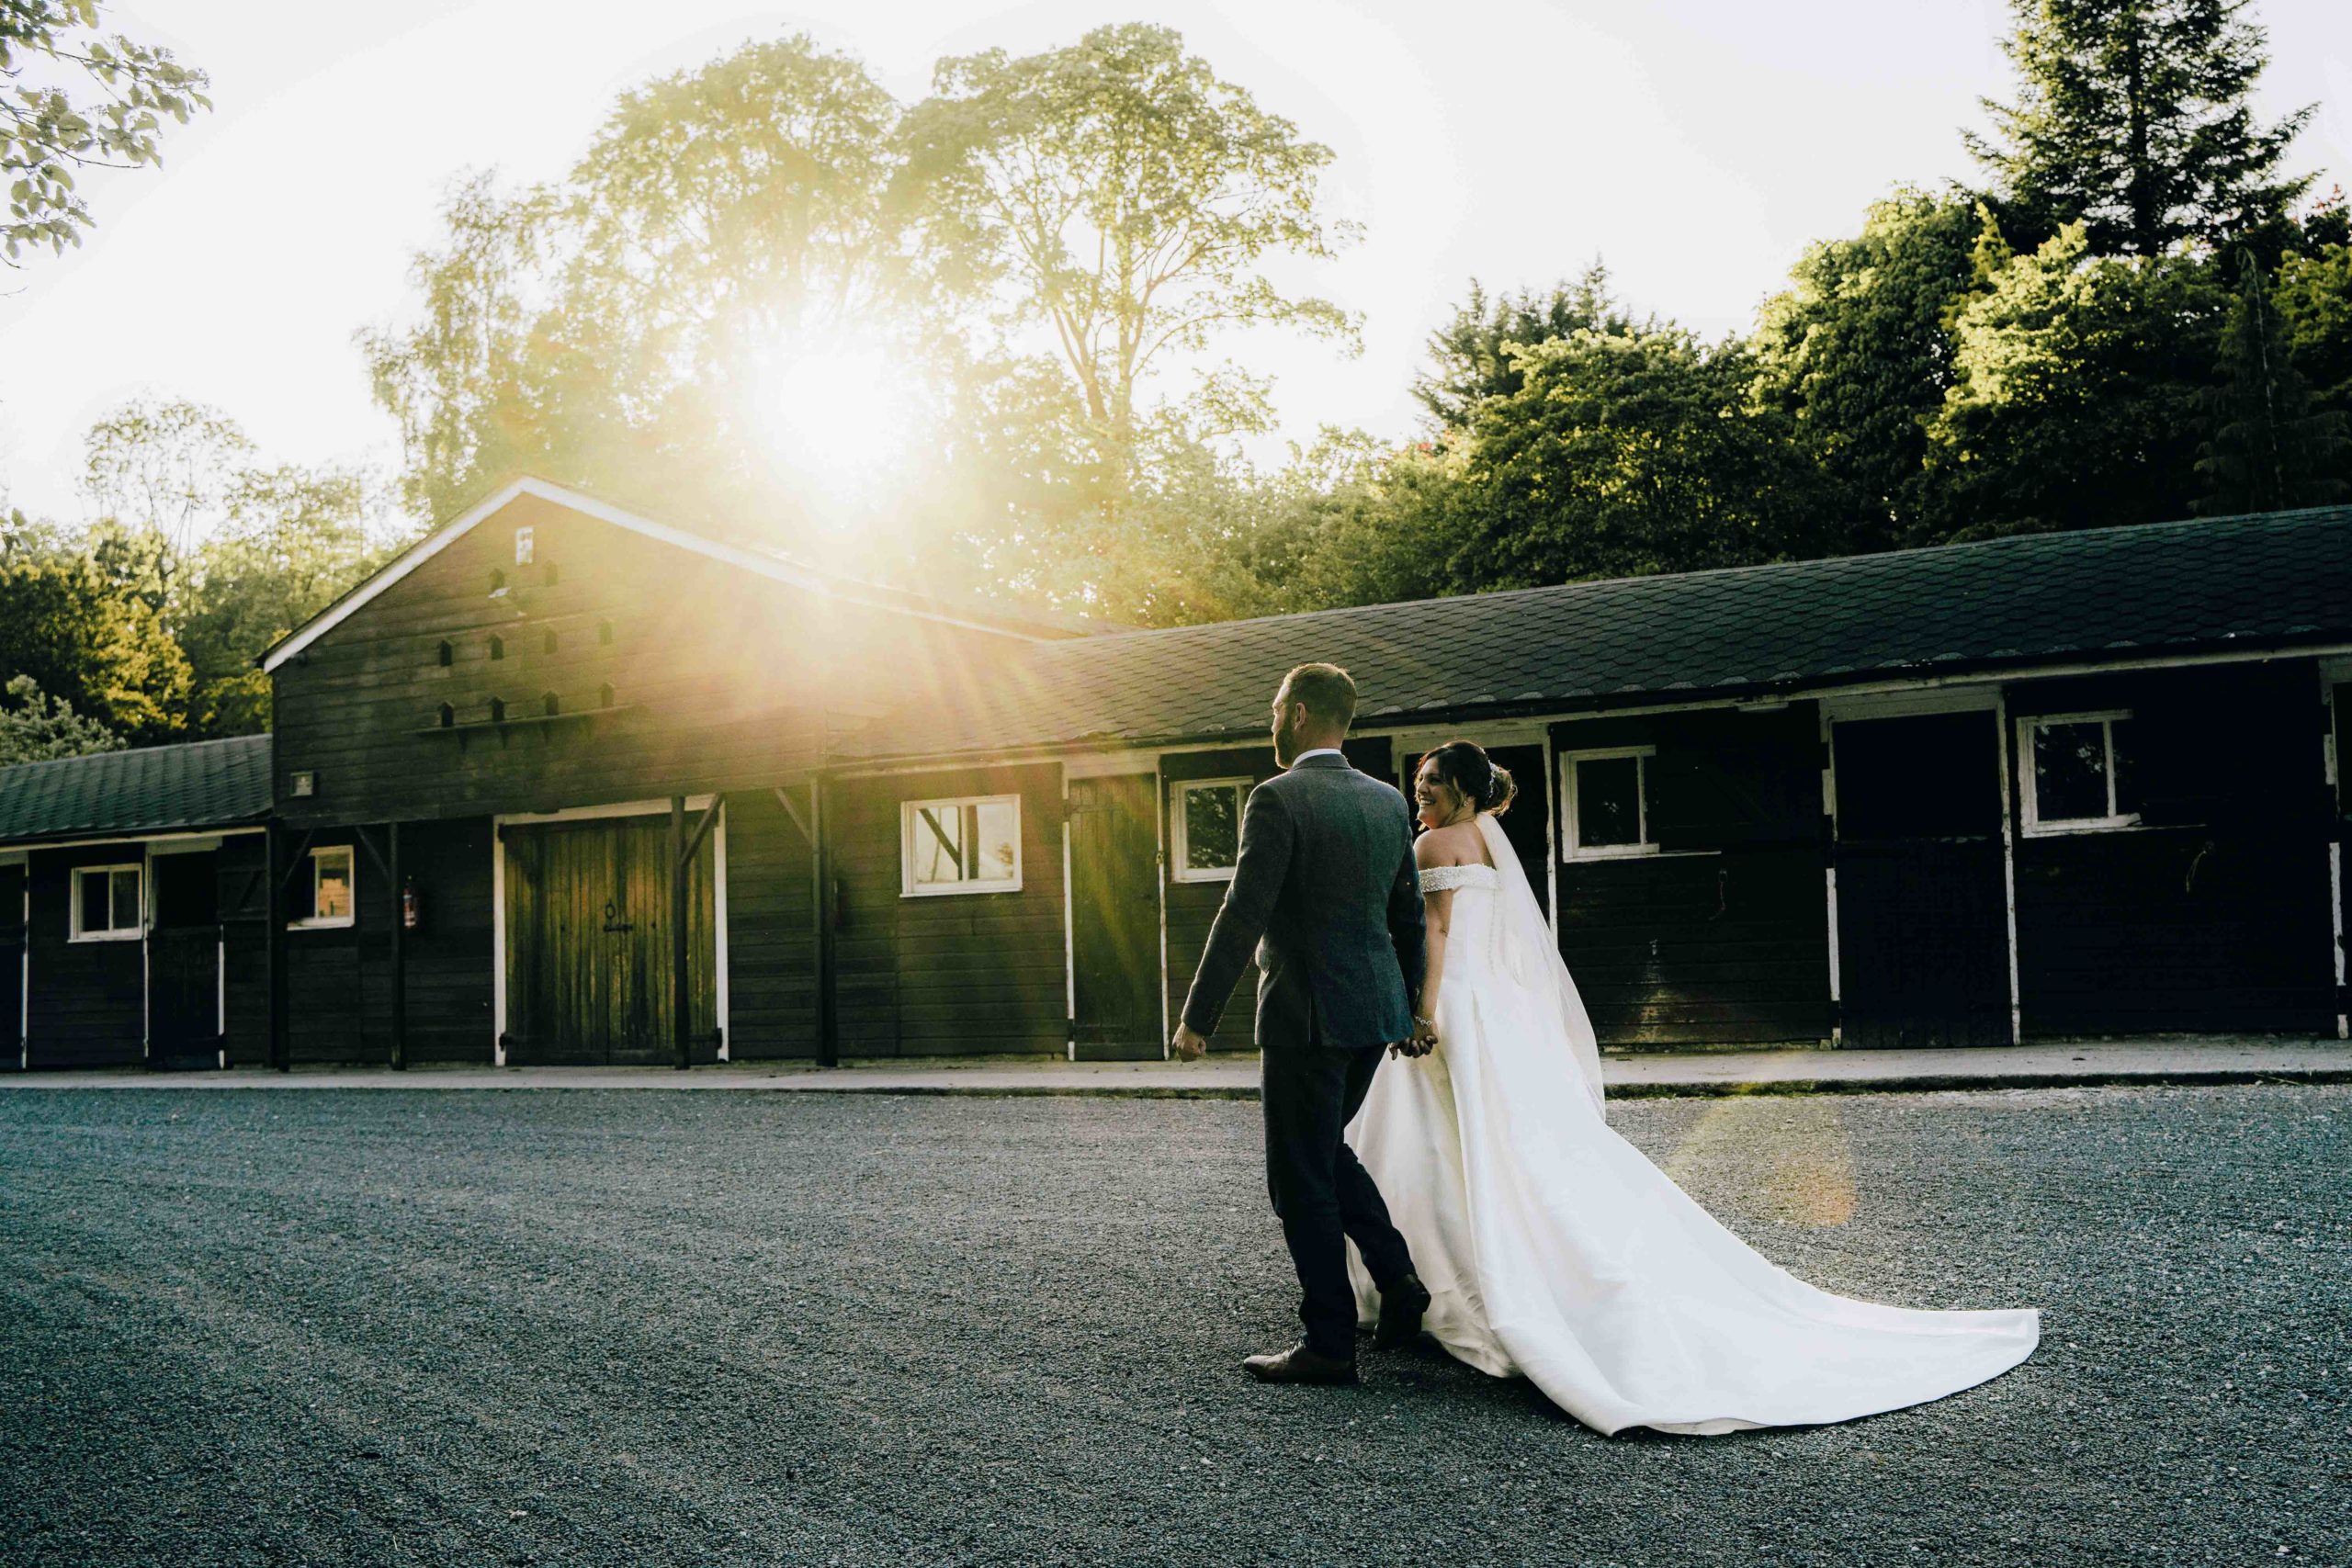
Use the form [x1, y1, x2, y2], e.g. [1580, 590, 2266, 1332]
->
[0, 401, 393, 754]
[1, 0, 208, 265]
[1964, 0, 2310, 257]
[10, 6, 2352, 767]
[0, 672, 120, 765]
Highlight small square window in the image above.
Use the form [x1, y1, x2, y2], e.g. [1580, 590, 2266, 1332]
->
[1172, 779, 1250, 883]
[1564, 749, 1657, 860]
[291, 845, 356, 929]
[71, 863, 143, 942]
[2020, 711, 2139, 833]
[902, 795, 1022, 896]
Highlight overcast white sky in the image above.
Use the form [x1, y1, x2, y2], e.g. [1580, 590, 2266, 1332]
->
[2, 0, 2346, 529]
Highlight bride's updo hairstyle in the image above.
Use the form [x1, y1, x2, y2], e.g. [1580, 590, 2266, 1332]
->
[1424, 739, 1516, 818]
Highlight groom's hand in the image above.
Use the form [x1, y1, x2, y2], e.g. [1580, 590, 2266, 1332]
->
[1391, 1017, 1438, 1058]
[1170, 1023, 1211, 1062]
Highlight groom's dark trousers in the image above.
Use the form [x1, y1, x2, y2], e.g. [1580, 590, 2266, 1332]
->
[1180, 751, 1425, 1360]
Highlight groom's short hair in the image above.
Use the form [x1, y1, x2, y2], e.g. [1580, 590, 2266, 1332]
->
[1280, 662, 1357, 729]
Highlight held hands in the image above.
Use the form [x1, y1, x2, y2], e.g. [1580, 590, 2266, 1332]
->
[1170, 1023, 1211, 1062]
[1391, 1015, 1439, 1059]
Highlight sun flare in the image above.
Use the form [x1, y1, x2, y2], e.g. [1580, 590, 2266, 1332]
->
[760, 342, 911, 491]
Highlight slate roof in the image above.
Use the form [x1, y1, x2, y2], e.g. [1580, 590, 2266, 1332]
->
[838, 505, 2352, 762]
[0, 734, 273, 846]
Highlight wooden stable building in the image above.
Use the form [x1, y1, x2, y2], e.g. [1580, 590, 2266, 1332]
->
[6, 479, 2352, 1070]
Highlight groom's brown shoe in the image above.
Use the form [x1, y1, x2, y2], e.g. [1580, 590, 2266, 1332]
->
[1374, 1272, 1431, 1351]
[1242, 1342, 1359, 1385]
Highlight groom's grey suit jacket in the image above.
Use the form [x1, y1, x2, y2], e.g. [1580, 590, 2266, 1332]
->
[1180, 751, 1426, 1050]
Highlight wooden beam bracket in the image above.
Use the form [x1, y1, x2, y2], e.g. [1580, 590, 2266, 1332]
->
[679, 795, 723, 870]
[275, 829, 319, 894]
[774, 785, 814, 848]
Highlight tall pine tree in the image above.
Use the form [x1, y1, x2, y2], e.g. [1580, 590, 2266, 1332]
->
[1968, 0, 2312, 257]
[2195, 249, 2348, 513]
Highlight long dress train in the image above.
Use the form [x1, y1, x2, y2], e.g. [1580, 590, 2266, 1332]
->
[1345, 815, 2039, 1437]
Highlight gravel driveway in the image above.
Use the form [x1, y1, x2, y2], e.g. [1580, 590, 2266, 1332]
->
[1, 1084, 2345, 1566]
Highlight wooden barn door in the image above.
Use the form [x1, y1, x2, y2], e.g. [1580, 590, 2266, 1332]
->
[503, 816, 716, 1065]
[1068, 773, 1162, 1059]
[148, 851, 222, 1069]
[1833, 713, 2011, 1047]
[0, 862, 21, 1065]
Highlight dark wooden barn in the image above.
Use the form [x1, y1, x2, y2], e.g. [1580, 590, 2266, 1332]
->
[0, 736, 272, 1069]
[7, 482, 2352, 1070]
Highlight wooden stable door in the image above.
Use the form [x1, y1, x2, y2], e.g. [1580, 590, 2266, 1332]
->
[1833, 713, 2011, 1047]
[147, 851, 223, 1068]
[503, 816, 717, 1065]
[1067, 773, 1163, 1059]
[0, 863, 20, 1064]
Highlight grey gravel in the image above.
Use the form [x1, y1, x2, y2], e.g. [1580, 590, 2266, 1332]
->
[0, 1084, 2346, 1566]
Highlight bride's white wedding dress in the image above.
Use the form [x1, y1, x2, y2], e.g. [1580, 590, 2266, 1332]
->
[1345, 814, 2040, 1437]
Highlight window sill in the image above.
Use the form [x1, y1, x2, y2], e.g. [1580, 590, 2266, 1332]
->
[68, 929, 144, 944]
[1564, 847, 1720, 863]
[2020, 817, 2145, 839]
[900, 883, 1024, 899]
[1170, 868, 1238, 885]
[287, 918, 356, 931]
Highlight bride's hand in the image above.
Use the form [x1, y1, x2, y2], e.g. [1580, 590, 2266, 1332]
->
[1393, 1017, 1438, 1058]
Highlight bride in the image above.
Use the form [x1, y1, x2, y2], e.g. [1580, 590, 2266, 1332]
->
[1346, 739, 2040, 1437]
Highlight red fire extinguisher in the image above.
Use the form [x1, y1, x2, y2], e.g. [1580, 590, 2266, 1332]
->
[401, 876, 422, 932]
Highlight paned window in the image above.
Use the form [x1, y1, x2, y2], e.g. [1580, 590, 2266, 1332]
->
[1171, 779, 1250, 883]
[70, 863, 143, 942]
[1563, 748, 1657, 860]
[2019, 711, 2139, 832]
[901, 795, 1022, 895]
[289, 844, 356, 929]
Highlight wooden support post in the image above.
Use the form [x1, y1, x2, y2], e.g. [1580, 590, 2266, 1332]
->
[2321, 674, 2346, 1039]
[1818, 708, 1840, 1046]
[671, 795, 690, 1069]
[813, 776, 838, 1067]
[389, 822, 406, 1071]
[1994, 691, 2024, 1044]
[266, 822, 288, 1072]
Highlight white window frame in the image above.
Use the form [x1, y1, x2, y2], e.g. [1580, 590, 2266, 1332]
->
[1170, 777, 1252, 884]
[2017, 709, 2140, 836]
[68, 862, 145, 942]
[1561, 747, 1658, 861]
[900, 794, 1023, 897]
[288, 843, 357, 930]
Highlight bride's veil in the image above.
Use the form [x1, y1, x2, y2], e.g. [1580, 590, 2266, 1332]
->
[1475, 812, 1609, 1120]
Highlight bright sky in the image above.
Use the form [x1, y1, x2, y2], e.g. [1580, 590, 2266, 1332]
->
[2, 0, 2346, 530]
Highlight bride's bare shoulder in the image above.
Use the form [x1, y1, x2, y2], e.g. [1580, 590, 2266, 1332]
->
[1414, 821, 1484, 870]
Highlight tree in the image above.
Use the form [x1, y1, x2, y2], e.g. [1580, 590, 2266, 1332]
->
[1751, 191, 1984, 551]
[2275, 240, 2352, 419]
[2, 0, 209, 265]
[360, 35, 921, 541]
[2195, 249, 2348, 513]
[1967, 0, 2312, 257]
[1926, 222, 2227, 537]
[899, 24, 1356, 495]
[0, 519, 188, 740]
[177, 463, 391, 736]
[1413, 266, 1630, 429]
[79, 396, 254, 561]
[1441, 325, 1830, 590]
[0, 672, 119, 763]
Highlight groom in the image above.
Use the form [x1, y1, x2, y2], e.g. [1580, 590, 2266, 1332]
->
[1171, 662, 1434, 1385]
